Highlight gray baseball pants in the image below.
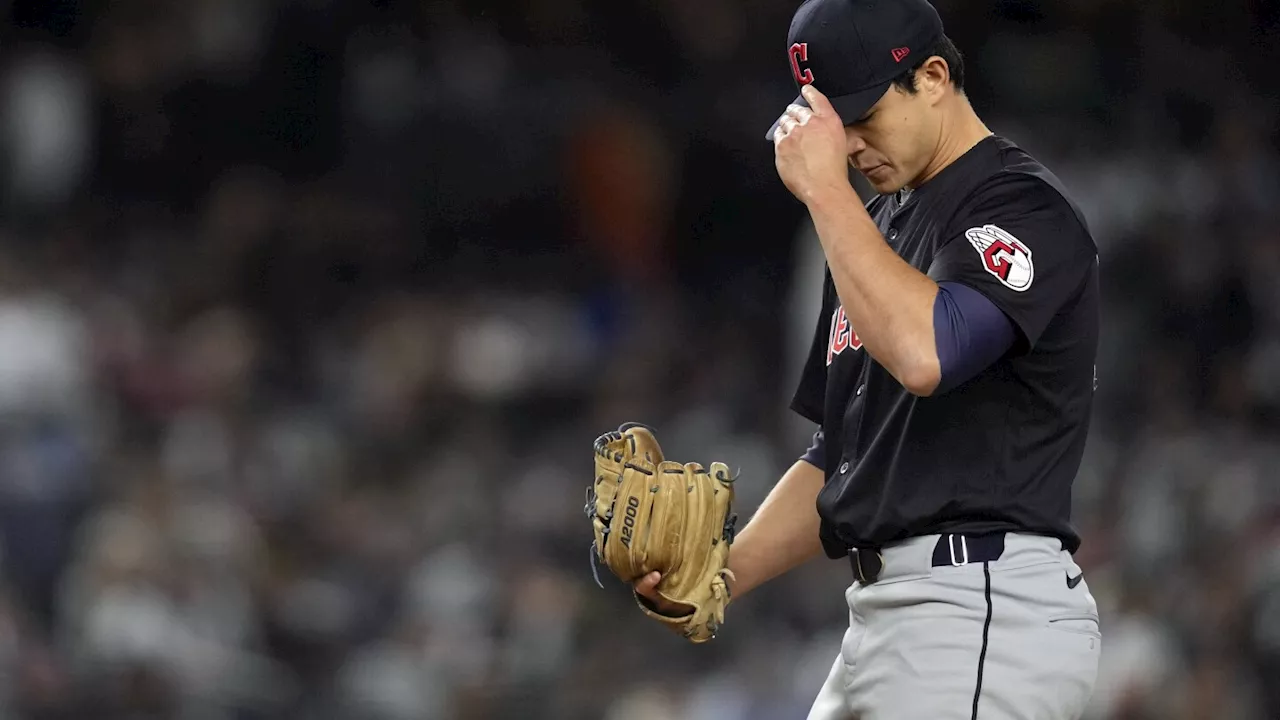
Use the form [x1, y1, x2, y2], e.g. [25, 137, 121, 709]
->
[806, 532, 1101, 720]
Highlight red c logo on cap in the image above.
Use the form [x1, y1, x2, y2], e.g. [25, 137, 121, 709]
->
[789, 43, 814, 85]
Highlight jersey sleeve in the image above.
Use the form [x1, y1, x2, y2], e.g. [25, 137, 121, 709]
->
[933, 281, 1017, 393]
[799, 427, 825, 470]
[789, 270, 834, 425]
[927, 172, 1096, 350]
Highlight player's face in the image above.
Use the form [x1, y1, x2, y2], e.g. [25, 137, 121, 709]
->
[843, 83, 942, 194]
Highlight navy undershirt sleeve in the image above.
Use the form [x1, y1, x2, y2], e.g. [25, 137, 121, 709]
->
[800, 428, 825, 471]
[933, 281, 1017, 393]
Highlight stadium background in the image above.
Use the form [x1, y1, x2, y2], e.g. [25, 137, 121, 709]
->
[0, 0, 1276, 718]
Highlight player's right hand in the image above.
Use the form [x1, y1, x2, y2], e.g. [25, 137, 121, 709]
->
[634, 571, 695, 617]
[773, 84, 852, 206]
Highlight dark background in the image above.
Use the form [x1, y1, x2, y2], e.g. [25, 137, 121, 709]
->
[0, 0, 1274, 718]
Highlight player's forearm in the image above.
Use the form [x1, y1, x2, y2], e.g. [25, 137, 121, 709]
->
[726, 459, 826, 600]
[807, 184, 942, 396]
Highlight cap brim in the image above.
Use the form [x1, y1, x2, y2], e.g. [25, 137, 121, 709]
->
[764, 82, 892, 141]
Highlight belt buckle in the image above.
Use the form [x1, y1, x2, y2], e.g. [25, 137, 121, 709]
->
[849, 547, 884, 584]
[948, 534, 970, 567]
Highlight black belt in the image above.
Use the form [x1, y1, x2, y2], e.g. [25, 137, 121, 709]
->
[848, 532, 1007, 584]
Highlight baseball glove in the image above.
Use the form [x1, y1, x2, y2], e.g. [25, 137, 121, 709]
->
[585, 422, 738, 643]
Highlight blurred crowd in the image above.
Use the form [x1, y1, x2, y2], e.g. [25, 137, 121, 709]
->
[0, 0, 1275, 718]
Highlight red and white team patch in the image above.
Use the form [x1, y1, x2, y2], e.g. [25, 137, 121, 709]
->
[965, 224, 1034, 291]
[826, 306, 862, 366]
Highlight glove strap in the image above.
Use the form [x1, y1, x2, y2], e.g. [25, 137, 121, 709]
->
[588, 541, 605, 589]
[634, 591, 695, 622]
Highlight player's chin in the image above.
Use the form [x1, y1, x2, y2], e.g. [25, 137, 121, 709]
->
[864, 175, 903, 195]
[859, 165, 901, 194]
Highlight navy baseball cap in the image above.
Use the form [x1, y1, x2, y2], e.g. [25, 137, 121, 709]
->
[765, 0, 945, 141]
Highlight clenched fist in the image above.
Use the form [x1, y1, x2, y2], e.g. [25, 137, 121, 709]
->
[772, 85, 853, 205]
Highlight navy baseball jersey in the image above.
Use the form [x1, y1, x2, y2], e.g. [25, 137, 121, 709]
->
[792, 135, 1100, 559]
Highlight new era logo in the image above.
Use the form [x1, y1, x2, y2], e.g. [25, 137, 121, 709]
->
[891, 47, 910, 63]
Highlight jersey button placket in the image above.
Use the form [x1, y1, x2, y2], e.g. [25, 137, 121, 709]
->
[839, 461, 850, 474]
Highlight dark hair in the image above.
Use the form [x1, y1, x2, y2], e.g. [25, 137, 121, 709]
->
[890, 34, 965, 94]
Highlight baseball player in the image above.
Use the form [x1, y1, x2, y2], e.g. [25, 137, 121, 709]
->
[626, 0, 1103, 717]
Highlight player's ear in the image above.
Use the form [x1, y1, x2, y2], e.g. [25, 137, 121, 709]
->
[916, 57, 951, 103]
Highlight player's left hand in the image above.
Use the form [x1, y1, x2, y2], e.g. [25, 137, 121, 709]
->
[586, 423, 738, 643]
[773, 84, 851, 204]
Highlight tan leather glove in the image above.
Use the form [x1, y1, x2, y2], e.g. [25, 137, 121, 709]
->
[587, 422, 738, 642]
